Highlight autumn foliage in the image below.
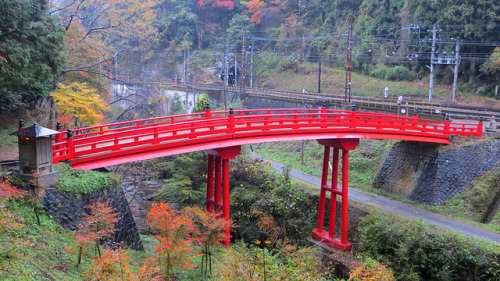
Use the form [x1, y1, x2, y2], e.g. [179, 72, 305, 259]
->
[50, 82, 109, 128]
[146, 202, 233, 278]
[0, 181, 25, 258]
[66, 200, 119, 267]
[198, 0, 235, 10]
[83, 247, 161, 281]
[349, 259, 395, 281]
[147, 202, 198, 278]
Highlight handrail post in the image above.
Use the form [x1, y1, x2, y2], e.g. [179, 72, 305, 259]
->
[444, 114, 450, 135]
[67, 129, 74, 159]
[321, 106, 327, 128]
[205, 103, 211, 118]
[228, 107, 235, 134]
[478, 116, 483, 137]
[350, 111, 356, 129]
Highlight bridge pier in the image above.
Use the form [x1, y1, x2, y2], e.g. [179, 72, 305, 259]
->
[312, 138, 359, 251]
[205, 146, 241, 246]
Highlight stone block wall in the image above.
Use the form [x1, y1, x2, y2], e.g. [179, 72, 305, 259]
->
[41, 185, 143, 251]
[373, 140, 500, 205]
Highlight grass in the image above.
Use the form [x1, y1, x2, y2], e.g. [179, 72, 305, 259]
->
[253, 51, 499, 106]
[0, 200, 84, 280]
[255, 52, 453, 100]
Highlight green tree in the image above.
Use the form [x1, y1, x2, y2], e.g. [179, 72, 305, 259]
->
[154, 0, 199, 48]
[0, 0, 65, 110]
[226, 14, 256, 47]
[193, 93, 210, 113]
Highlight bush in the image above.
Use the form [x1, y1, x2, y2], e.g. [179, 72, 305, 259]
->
[54, 163, 116, 194]
[357, 213, 500, 281]
[370, 64, 417, 81]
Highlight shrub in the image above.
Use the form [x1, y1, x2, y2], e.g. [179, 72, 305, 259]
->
[357, 213, 500, 281]
[54, 163, 115, 194]
[370, 64, 417, 81]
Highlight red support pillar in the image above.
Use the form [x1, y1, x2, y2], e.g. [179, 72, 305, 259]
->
[316, 146, 330, 231]
[329, 148, 339, 238]
[312, 139, 359, 251]
[341, 149, 349, 244]
[206, 146, 241, 247]
[214, 156, 222, 216]
[206, 154, 215, 213]
[222, 159, 230, 246]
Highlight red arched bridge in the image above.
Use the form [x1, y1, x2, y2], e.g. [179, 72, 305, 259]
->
[52, 107, 482, 251]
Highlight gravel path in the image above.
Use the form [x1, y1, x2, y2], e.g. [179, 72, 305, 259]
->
[253, 153, 500, 244]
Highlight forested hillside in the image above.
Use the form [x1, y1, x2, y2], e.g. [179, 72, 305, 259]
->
[1, 0, 498, 121]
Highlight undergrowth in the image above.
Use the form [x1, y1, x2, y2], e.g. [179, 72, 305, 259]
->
[54, 163, 119, 194]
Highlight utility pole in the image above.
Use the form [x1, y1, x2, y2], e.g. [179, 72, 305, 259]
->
[115, 55, 118, 80]
[234, 56, 238, 87]
[318, 45, 322, 94]
[187, 47, 190, 83]
[344, 17, 353, 103]
[241, 29, 247, 96]
[250, 38, 254, 88]
[429, 25, 437, 102]
[302, 35, 306, 60]
[183, 49, 186, 83]
[224, 40, 228, 111]
[452, 39, 460, 102]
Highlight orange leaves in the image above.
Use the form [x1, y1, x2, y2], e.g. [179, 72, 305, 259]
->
[246, 0, 265, 24]
[66, 200, 118, 267]
[83, 247, 162, 281]
[350, 260, 395, 281]
[50, 82, 109, 128]
[78, 200, 119, 243]
[182, 205, 232, 247]
[198, 0, 235, 10]
[146, 202, 234, 278]
[0, 181, 25, 256]
[0, 180, 25, 200]
[147, 202, 198, 277]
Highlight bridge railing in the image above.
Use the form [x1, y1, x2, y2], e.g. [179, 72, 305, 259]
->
[52, 109, 482, 165]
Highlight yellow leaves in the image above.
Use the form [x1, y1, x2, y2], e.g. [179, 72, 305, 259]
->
[350, 259, 395, 281]
[50, 82, 109, 127]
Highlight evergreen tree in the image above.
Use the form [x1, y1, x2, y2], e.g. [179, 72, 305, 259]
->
[0, 0, 65, 110]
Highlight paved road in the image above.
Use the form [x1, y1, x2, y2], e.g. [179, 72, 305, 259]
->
[253, 153, 500, 244]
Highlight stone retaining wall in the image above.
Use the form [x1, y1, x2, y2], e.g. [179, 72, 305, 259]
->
[41, 185, 143, 251]
[373, 140, 500, 205]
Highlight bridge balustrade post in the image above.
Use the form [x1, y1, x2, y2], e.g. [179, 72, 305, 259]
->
[477, 118, 483, 137]
[67, 129, 74, 159]
[444, 119, 450, 136]
[350, 111, 357, 129]
[205, 103, 211, 119]
[321, 107, 327, 128]
[228, 107, 235, 134]
[55, 122, 63, 155]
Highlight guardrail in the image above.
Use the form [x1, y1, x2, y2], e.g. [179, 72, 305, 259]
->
[53, 109, 482, 166]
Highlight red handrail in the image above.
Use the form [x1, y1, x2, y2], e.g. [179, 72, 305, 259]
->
[53, 109, 482, 167]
